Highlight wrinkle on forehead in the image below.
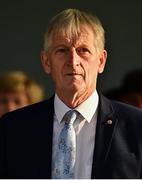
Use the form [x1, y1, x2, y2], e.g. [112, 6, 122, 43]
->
[51, 25, 95, 47]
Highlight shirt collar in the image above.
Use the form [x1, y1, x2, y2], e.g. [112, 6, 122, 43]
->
[54, 90, 99, 123]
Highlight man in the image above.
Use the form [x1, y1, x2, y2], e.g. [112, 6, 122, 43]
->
[0, 71, 44, 117]
[0, 8, 142, 179]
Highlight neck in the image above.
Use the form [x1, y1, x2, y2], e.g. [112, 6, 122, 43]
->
[56, 90, 95, 108]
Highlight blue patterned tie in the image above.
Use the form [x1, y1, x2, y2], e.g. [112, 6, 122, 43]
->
[52, 110, 78, 179]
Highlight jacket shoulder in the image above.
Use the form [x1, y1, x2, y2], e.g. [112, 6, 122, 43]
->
[0, 96, 54, 124]
[100, 94, 142, 124]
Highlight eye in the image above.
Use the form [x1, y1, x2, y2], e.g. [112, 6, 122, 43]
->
[55, 48, 68, 54]
[77, 48, 90, 54]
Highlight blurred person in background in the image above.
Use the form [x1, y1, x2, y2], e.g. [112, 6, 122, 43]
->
[0, 71, 44, 117]
[105, 69, 142, 109]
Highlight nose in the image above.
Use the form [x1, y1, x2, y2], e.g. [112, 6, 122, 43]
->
[67, 48, 80, 66]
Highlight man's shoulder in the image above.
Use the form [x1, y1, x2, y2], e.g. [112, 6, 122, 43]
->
[101, 94, 142, 122]
[100, 95, 142, 119]
[112, 98, 142, 117]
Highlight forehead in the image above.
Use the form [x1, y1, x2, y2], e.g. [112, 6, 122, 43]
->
[51, 25, 95, 46]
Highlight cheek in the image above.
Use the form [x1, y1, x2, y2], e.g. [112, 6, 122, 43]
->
[51, 59, 64, 75]
[84, 67, 98, 87]
[92, 59, 101, 74]
[86, 61, 99, 75]
[50, 66, 62, 84]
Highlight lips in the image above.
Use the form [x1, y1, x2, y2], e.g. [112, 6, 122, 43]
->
[67, 73, 81, 75]
[66, 70, 83, 75]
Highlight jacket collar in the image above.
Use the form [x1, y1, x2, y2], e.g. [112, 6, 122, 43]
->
[91, 94, 119, 178]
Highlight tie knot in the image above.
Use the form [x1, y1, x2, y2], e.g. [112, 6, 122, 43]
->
[63, 110, 78, 125]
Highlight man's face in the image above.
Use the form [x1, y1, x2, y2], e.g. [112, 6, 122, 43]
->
[42, 25, 107, 101]
[0, 92, 29, 117]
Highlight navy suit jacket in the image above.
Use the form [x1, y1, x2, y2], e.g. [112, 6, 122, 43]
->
[0, 94, 142, 178]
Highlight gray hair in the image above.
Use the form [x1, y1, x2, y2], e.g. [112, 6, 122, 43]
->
[43, 8, 105, 53]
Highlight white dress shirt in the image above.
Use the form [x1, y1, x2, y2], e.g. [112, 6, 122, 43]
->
[52, 90, 99, 179]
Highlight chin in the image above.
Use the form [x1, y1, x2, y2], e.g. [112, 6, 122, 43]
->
[67, 84, 85, 94]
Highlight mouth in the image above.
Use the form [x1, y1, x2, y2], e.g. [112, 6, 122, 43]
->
[65, 73, 83, 82]
[67, 73, 81, 76]
[66, 70, 83, 76]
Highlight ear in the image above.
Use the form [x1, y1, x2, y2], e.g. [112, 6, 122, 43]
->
[41, 51, 51, 74]
[98, 50, 107, 74]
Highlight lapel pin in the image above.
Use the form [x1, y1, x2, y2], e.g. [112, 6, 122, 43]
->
[106, 119, 112, 125]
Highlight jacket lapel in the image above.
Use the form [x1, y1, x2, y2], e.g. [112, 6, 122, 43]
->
[35, 96, 54, 178]
[91, 94, 119, 178]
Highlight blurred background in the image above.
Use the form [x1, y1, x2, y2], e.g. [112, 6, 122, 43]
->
[1, 0, 142, 98]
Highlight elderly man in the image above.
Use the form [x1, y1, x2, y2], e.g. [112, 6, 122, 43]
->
[0, 8, 142, 179]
